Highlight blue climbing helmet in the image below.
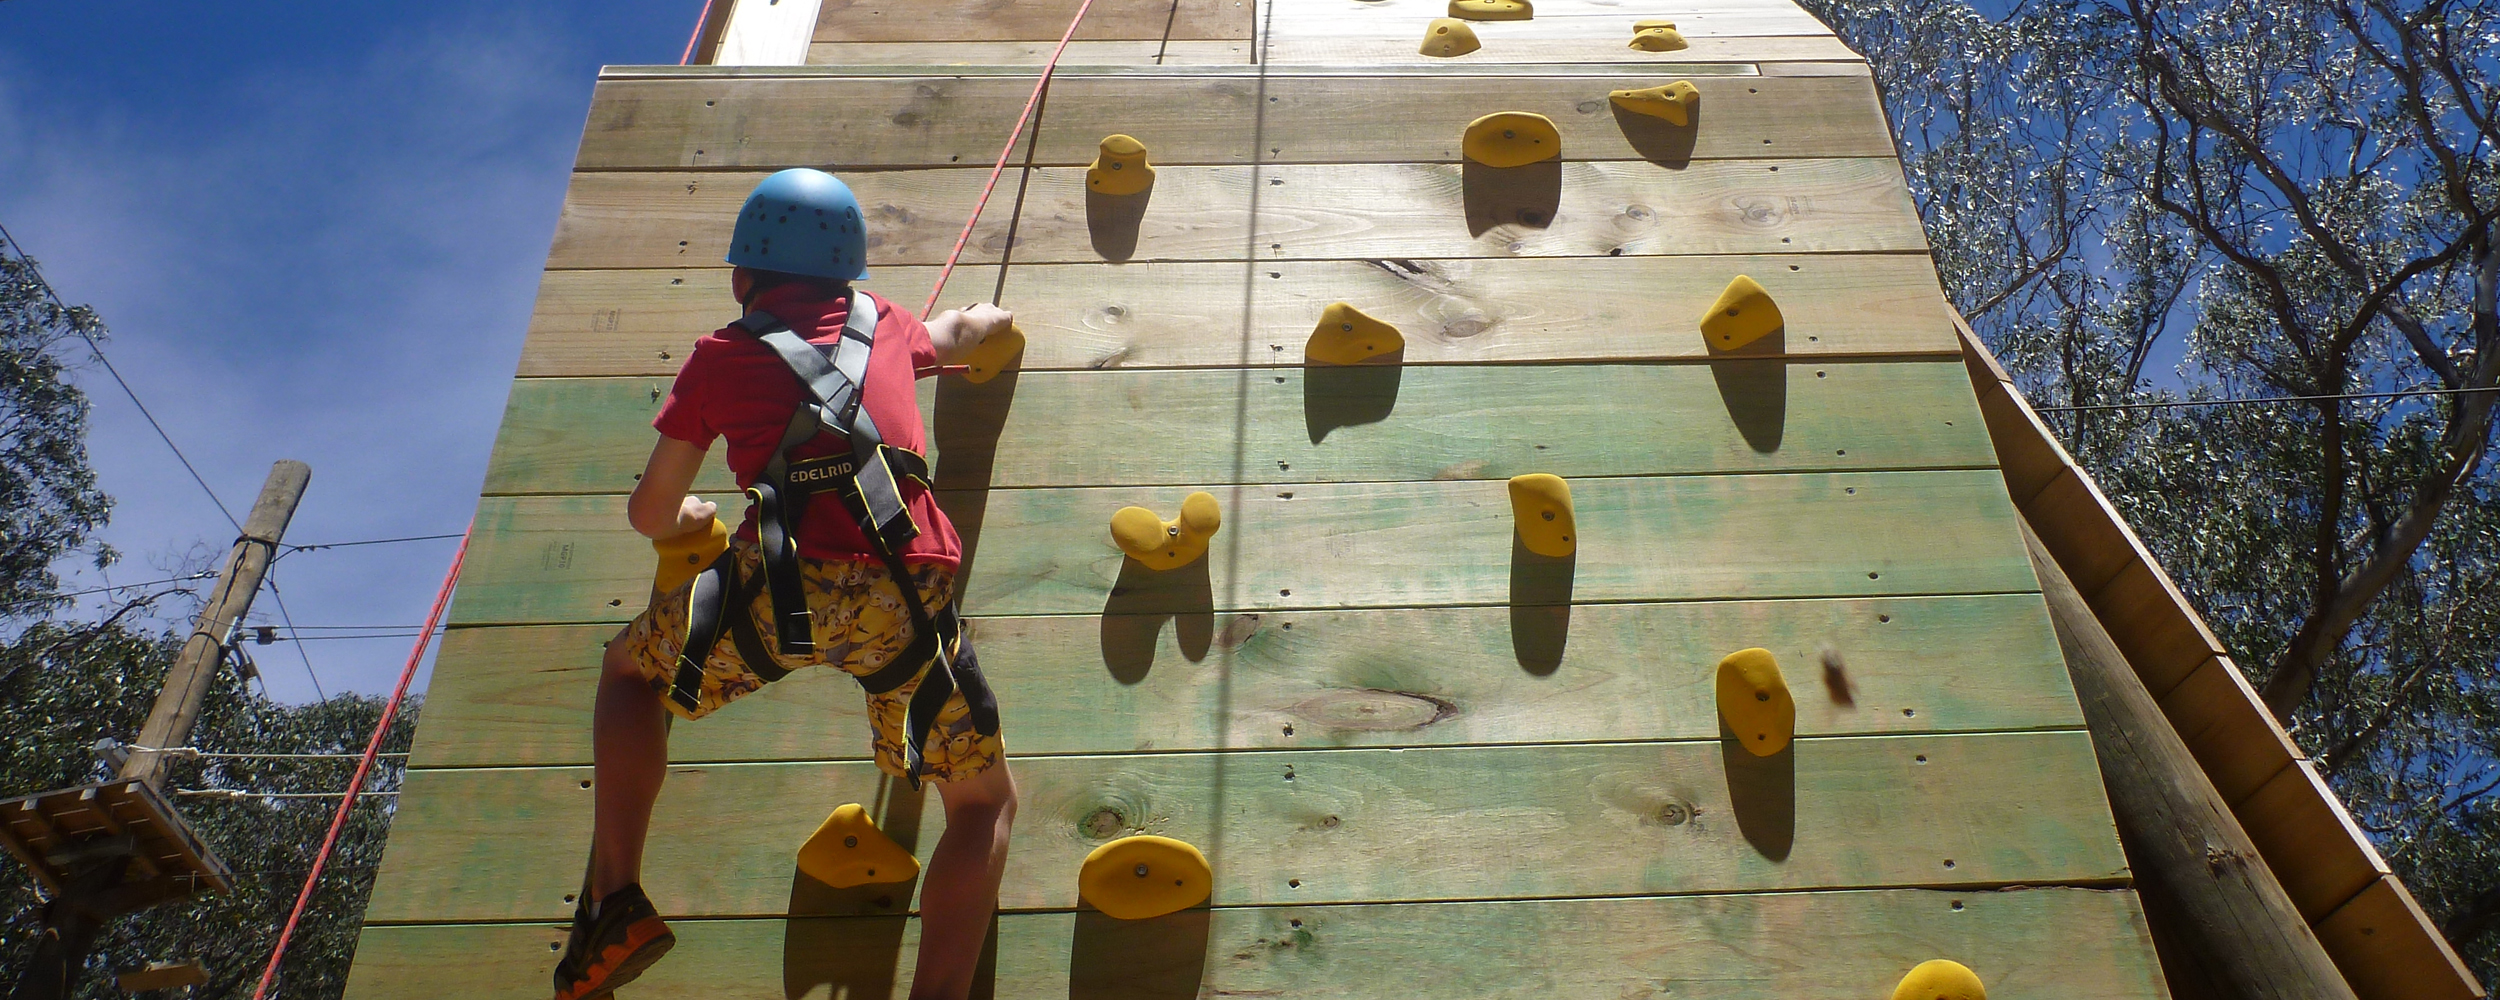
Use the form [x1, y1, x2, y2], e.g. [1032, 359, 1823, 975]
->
[725, 168, 868, 281]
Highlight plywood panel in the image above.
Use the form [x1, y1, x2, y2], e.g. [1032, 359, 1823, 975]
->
[2236, 760, 2386, 924]
[816, 0, 1253, 41]
[573, 74, 1892, 169]
[445, 470, 2040, 626]
[344, 888, 2166, 1000]
[1267, 9, 1832, 38]
[481, 361, 1995, 495]
[2315, 876, 2487, 1000]
[363, 732, 2127, 922]
[409, 593, 2073, 767]
[518, 255, 1959, 377]
[810, 39, 1257, 64]
[543, 160, 1925, 269]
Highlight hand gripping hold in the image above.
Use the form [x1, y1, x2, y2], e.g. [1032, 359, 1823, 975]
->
[1699, 274, 1784, 351]
[960, 322, 1026, 384]
[651, 517, 729, 595]
[1110, 492, 1222, 571]
[1715, 647, 1796, 757]
[1306, 303, 1405, 365]
[1078, 835, 1213, 920]
[1891, 960, 1986, 1000]
[1507, 474, 1576, 558]
[796, 803, 920, 888]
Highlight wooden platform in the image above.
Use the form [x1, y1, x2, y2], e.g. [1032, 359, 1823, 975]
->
[343, 0, 2172, 996]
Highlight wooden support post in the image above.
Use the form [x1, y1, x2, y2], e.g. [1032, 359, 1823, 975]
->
[119, 460, 311, 790]
[2020, 515, 2357, 1000]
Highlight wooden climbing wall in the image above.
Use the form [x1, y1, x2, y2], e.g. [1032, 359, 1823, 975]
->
[341, 1, 2174, 996]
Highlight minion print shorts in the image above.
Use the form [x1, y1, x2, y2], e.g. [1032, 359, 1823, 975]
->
[614, 539, 1006, 785]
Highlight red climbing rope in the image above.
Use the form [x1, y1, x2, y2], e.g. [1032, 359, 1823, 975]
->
[250, 523, 472, 1000]
[917, 0, 1101, 320]
[679, 0, 719, 65]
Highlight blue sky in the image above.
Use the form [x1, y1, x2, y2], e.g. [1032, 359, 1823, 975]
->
[0, 1, 702, 701]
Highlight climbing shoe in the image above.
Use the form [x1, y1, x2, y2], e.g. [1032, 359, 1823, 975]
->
[553, 884, 675, 1000]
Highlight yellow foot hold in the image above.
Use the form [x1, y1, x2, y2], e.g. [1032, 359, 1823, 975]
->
[1448, 0, 1531, 20]
[1079, 835, 1213, 920]
[1609, 80, 1701, 125]
[1892, 960, 1986, 1000]
[1507, 474, 1576, 558]
[1629, 21, 1690, 51]
[796, 803, 920, 888]
[1110, 492, 1222, 570]
[1419, 17, 1481, 56]
[1716, 648, 1796, 757]
[960, 322, 1025, 384]
[1700, 274, 1784, 351]
[1087, 134, 1155, 196]
[1306, 303, 1404, 365]
[651, 517, 728, 594]
[1462, 112, 1561, 168]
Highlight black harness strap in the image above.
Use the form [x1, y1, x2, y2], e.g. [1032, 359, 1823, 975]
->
[670, 291, 999, 788]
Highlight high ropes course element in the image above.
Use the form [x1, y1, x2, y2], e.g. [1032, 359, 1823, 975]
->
[329, 1, 2481, 998]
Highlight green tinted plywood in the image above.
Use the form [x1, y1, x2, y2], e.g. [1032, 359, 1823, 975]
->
[544, 160, 1924, 269]
[343, 888, 2163, 1000]
[445, 471, 2037, 626]
[574, 74, 1889, 169]
[410, 593, 2074, 767]
[480, 361, 1994, 495]
[518, 255, 1958, 378]
[363, 732, 2125, 923]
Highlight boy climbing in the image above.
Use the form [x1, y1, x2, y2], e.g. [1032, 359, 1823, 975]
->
[555, 168, 1019, 1000]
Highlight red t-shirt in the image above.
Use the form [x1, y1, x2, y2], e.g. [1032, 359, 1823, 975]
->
[652, 284, 962, 569]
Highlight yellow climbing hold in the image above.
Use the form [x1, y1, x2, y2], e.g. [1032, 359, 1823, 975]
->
[1306, 303, 1404, 365]
[1891, 960, 1986, 1000]
[1700, 274, 1784, 351]
[651, 516, 728, 594]
[960, 322, 1025, 384]
[1419, 17, 1481, 57]
[1079, 835, 1213, 920]
[1609, 80, 1701, 126]
[1462, 112, 1561, 168]
[795, 803, 920, 888]
[1507, 474, 1576, 558]
[1716, 648, 1796, 757]
[1448, 0, 1531, 21]
[1087, 134, 1155, 196]
[1629, 21, 1689, 51]
[1110, 492, 1222, 571]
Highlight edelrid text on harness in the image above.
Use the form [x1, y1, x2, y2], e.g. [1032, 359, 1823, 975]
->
[667, 292, 999, 788]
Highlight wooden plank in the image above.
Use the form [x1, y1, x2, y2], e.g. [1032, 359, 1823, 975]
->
[363, 732, 2127, 922]
[408, 592, 2076, 767]
[816, 0, 1254, 41]
[2236, 760, 2387, 924]
[2315, 876, 2488, 1000]
[342, 888, 2167, 1000]
[572, 74, 1894, 169]
[809, 39, 1256, 65]
[544, 160, 1926, 269]
[716, 0, 823, 66]
[1972, 377, 2073, 505]
[2024, 468, 2140, 596]
[480, 361, 1997, 495]
[1263, 34, 1863, 64]
[2154, 655, 2300, 806]
[1266, 9, 1833, 38]
[1760, 60, 1873, 77]
[518, 255, 1960, 377]
[2083, 559, 2230, 700]
[445, 470, 2041, 626]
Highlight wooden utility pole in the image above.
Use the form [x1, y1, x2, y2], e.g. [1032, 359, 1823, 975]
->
[120, 460, 311, 789]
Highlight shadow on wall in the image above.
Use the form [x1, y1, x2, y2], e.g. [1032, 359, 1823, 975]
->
[1068, 907, 1212, 1000]
[1462, 160, 1563, 237]
[1706, 327, 1788, 454]
[1101, 556, 1215, 685]
[1303, 358, 1404, 444]
[1510, 534, 1574, 676]
[1720, 733, 1796, 862]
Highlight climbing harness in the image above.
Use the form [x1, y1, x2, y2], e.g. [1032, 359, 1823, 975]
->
[665, 291, 998, 788]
